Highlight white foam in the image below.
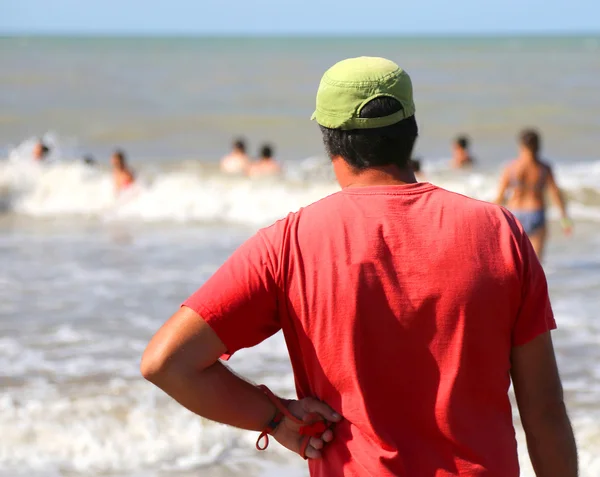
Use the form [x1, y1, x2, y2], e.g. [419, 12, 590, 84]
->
[0, 333, 143, 379]
[2, 156, 600, 226]
[2, 321, 599, 476]
[2, 133, 600, 225]
[6, 133, 68, 165]
[0, 373, 305, 476]
[0, 158, 340, 225]
[1, 374, 598, 476]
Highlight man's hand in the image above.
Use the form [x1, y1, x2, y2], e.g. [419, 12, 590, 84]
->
[272, 397, 342, 459]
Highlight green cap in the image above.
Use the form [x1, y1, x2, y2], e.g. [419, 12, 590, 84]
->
[311, 56, 415, 130]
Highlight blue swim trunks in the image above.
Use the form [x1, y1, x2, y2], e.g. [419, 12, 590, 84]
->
[512, 209, 546, 235]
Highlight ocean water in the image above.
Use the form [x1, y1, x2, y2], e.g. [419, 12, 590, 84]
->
[1, 35, 599, 476]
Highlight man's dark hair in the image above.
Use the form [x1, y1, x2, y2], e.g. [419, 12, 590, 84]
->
[319, 96, 418, 170]
[519, 128, 541, 154]
[409, 157, 421, 173]
[260, 144, 273, 159]
[455, 135, 469, 149]
[233, 138, 246, 153]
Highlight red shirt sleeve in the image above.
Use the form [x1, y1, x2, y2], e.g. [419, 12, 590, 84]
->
[183, 225, 282, 358]
[512, 229, 557, 346]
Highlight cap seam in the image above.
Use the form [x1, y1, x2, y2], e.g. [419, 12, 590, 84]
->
[322, 68, 401, 87]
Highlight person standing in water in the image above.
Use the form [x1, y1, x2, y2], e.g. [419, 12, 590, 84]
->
[452, 135, 475, 169]
[495, 129, 571, 260]
[248, 143, 281, 177]
[220, 138, 251, 174]
[111, 149, 135, 194]
[32, 140, 50, 161]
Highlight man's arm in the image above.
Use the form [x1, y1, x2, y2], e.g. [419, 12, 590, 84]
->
[511, 331, 578, 477]
[141, 306, 341, 459]
[141, 306, 275, 430]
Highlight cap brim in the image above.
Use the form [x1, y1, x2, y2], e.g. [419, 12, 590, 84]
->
[310, 111, 317, 121]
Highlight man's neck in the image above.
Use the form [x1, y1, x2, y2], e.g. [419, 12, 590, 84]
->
[333, 160, 418, 189]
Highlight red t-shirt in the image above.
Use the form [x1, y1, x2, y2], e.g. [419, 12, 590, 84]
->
[184, 183, 556, 477]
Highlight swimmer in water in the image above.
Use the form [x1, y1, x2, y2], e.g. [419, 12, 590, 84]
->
[111, 149, 135, 194]
[32, 141, 50, 161]
[495, 128, 572, 260]
[248, 144, 281, 177]
[220, 138, 250, 174]
[452, 135, 475, 169]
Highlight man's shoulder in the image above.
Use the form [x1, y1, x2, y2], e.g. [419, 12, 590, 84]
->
[258, 190, 344, 242]
[259, 185, 521, 244]
[434, 186, 519, 227]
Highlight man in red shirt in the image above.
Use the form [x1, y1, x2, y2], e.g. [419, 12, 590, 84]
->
[141, 57, 577, 476]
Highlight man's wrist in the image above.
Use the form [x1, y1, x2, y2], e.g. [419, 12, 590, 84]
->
[257, 385, 288, 431]
[264, 409, 284, 435]
[255, 386, 290, 451]
[258, 398, 278, 431]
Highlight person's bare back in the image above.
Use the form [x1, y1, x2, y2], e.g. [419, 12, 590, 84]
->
[496, 129, 571, 260]
[248, 144, 281, 177]
[504, 158, 550, 211]
[221, 138, 250, 175]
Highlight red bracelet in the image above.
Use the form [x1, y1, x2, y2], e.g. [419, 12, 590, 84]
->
[255, 408, 284, 451]
[255, 385, 334, 459]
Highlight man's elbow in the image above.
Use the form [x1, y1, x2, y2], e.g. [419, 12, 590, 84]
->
[140, 344, 207, 386]
[140, 346, 172, 384]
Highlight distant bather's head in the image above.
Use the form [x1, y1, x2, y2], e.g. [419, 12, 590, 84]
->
[260, 144, 273, 161]
[519, 129, 541, 155]
[454, 135, 470, 151]
[111, 149, 127, 169]
[233, 138, 246, 154]
[33, 141, 50, 161]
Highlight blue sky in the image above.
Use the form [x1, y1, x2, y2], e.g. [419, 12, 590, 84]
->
[1, 0, 598, 35]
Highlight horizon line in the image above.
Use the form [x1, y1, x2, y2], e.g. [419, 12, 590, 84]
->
[1, 30, 599, 39]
